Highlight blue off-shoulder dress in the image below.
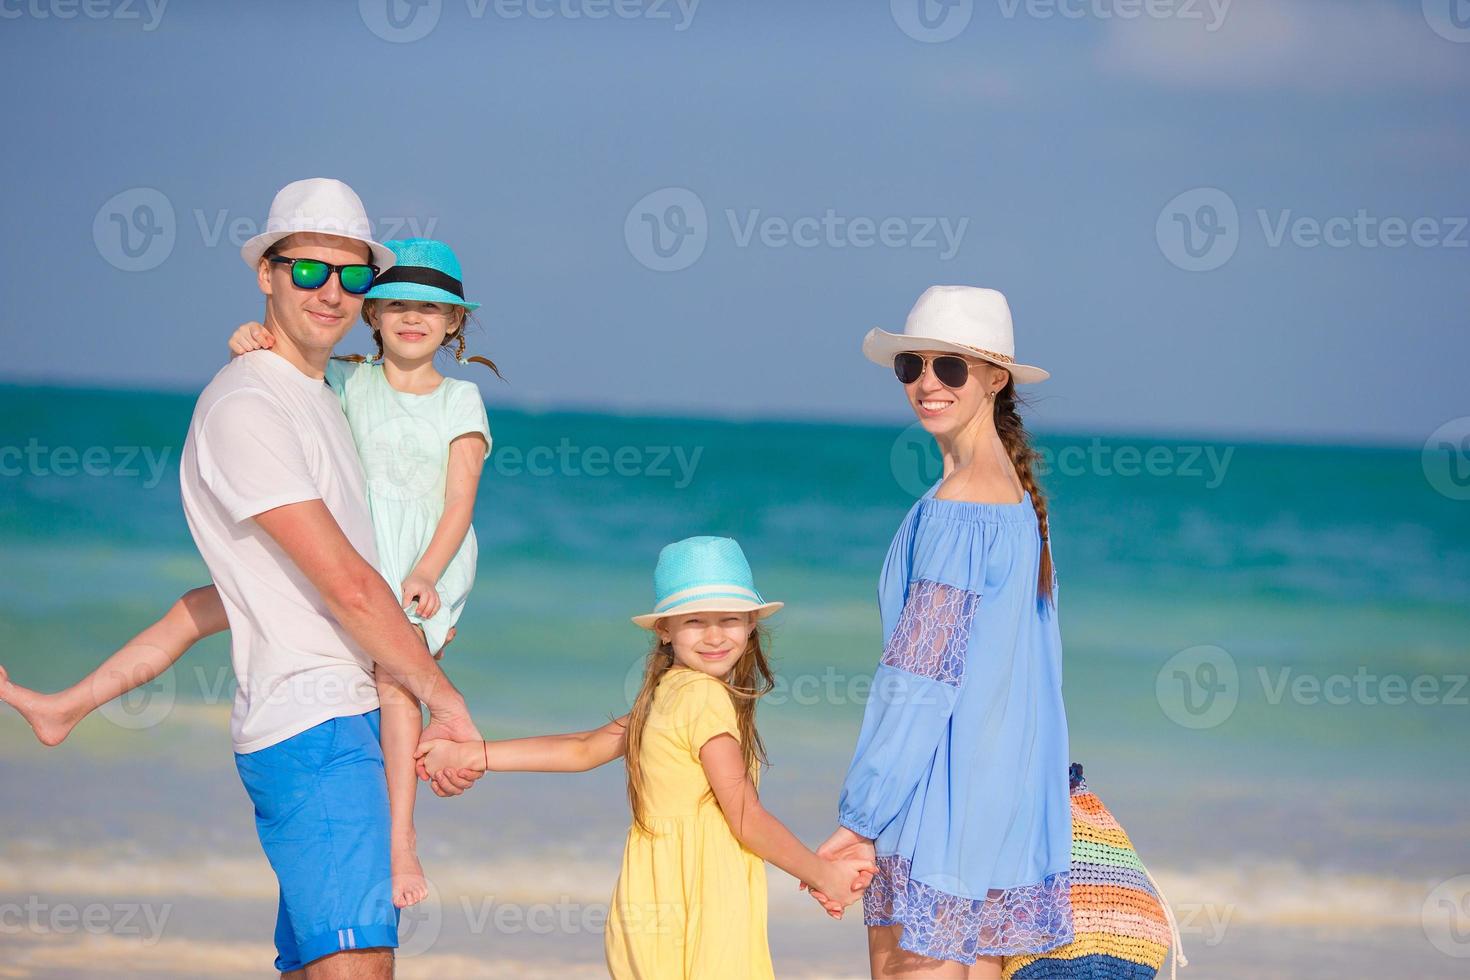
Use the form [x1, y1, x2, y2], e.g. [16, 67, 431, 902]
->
[838, 484, 1073, 963]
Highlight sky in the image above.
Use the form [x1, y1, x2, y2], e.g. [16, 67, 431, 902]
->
[0, 0, 1465, 444]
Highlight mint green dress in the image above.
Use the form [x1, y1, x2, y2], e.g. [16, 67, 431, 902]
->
[325, 359, 491, 654]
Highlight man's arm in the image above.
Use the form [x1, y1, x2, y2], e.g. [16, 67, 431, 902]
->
[252, 499, 477, 735]
[193, 387, 480, 794]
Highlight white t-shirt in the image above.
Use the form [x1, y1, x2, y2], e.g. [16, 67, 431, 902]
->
[180, 349, 383, 753]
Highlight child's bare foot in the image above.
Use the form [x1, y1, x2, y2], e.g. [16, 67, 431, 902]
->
[0, 665, 81, 747]
[391, 843, 430, 908]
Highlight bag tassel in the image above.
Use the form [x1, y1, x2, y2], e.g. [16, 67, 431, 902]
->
[1141, 863, 1189, 980]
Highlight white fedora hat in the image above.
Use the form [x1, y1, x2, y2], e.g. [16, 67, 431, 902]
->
[862, 285, 1049, 384]
[240, 178, 397, 271]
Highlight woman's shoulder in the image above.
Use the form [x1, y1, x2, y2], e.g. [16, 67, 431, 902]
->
[917, 489, 1036, 528]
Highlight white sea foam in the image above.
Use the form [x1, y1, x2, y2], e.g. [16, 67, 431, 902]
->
[2, 931, 607, 979]
[2, 850, 1455, 932]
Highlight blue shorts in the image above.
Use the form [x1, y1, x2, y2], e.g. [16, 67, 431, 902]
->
[235, 709, 399, 972]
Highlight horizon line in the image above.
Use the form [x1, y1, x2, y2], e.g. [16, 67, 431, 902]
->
[0, 374, 1424, 454]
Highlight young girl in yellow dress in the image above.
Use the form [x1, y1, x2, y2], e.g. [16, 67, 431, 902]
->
[417, 535, 876, 978]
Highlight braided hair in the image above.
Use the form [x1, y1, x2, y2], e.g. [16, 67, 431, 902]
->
[994, 377, 1054, 603]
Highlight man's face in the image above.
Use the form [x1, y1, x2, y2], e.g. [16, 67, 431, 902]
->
[256, 233, 372, 355]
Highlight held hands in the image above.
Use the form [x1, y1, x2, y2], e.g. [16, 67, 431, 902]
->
[228, 321, 274, 357]
[802, 826, 878, 919]
[416, 738, 484, 785]
[416, 707, 484, 798]
[808, 854, 878, 919]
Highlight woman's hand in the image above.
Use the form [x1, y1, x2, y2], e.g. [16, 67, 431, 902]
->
[228, 321, 273, 357]
[401, 572, 441, 619]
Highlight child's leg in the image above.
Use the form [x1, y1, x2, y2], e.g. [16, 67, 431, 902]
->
[375, 655, 429, 909]
[0, 585, 226, 746]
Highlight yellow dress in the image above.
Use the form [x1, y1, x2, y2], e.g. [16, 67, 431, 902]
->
[604, 667, 774, 980]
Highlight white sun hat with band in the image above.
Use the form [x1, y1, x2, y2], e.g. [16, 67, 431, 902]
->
[862, 285, 1049, 384]
[631, 536, 783, 630]
[240, 177, 397, 272]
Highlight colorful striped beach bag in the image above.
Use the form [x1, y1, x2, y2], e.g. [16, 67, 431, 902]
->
[1002, 764, 1187, 980]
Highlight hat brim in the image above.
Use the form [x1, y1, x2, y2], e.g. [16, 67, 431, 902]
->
[241, 230, 398, 274]
[632, 599, 784, 630]
[363, 280, 480, 311]
[862, 328, 1049, 384]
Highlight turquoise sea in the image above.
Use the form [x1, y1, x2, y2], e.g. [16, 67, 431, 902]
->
[2, 381, 1468, 977]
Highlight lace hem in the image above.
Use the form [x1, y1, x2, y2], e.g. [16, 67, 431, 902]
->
[880, 579, 980, 686]
[864, 854, 1073, 962]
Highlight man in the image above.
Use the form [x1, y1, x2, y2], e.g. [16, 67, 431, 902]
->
[179, 178, 480, 978]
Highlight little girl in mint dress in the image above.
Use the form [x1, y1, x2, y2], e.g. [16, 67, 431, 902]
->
[839, 483, 1073, 962]
[324, 354, 488, 654]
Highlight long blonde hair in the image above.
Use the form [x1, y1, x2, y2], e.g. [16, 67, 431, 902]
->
[623, 623, 775, 835]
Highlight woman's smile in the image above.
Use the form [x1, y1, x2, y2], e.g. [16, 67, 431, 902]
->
[917, 398, 954, 416]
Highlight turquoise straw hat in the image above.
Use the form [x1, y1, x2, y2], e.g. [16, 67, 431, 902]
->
[364, 238, 480, 311]
[631, 536, 784, 629]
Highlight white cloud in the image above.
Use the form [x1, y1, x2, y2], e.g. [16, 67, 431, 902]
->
[1094, 0, 1470, 92]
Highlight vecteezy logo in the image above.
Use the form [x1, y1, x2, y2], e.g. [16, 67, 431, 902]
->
[891, 0, 973, 43]
[890, 422, 944, 498]
[1422, 417, 1470, 501]
[624, 187, 708, 272]
[96, 656, 177, 731]
[1423, 0, 1470, 43]
[357, 875, 442, 957]
[1422, 875, 1470, 957]
[93, 188, 176, 272]
[363, 417, 442, 502]
[360, 0, 442, 43]
[1156, 645, 1238, 729]
[1156, 188, 1240, 272]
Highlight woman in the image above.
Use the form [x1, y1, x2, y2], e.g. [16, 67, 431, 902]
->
[809, 286, 1073, 979]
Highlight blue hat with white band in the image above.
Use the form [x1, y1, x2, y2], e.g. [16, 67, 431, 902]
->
[363, 238, 480, 311]
[631, 536, 784, 629]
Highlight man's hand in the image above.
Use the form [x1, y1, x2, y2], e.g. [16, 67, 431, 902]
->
[801, 826, 877, 918]
[418, 706, 483, 798]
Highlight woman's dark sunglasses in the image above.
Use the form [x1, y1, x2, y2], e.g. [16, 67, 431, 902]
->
[894, 351, 970, 388]
[268, 255, 378, 296]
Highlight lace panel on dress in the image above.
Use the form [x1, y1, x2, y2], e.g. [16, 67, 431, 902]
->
[864, 853, 1072, 962]
[880, 579, 980, 687]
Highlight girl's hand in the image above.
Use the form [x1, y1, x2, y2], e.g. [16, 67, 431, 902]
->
[415, 738, 483, 780]
[401, 573, 441, 619]
[228, 321, 274, 357]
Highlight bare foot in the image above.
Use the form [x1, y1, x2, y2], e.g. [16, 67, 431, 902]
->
[391, 844, 429, 908]
[0, 665, 81, 747]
